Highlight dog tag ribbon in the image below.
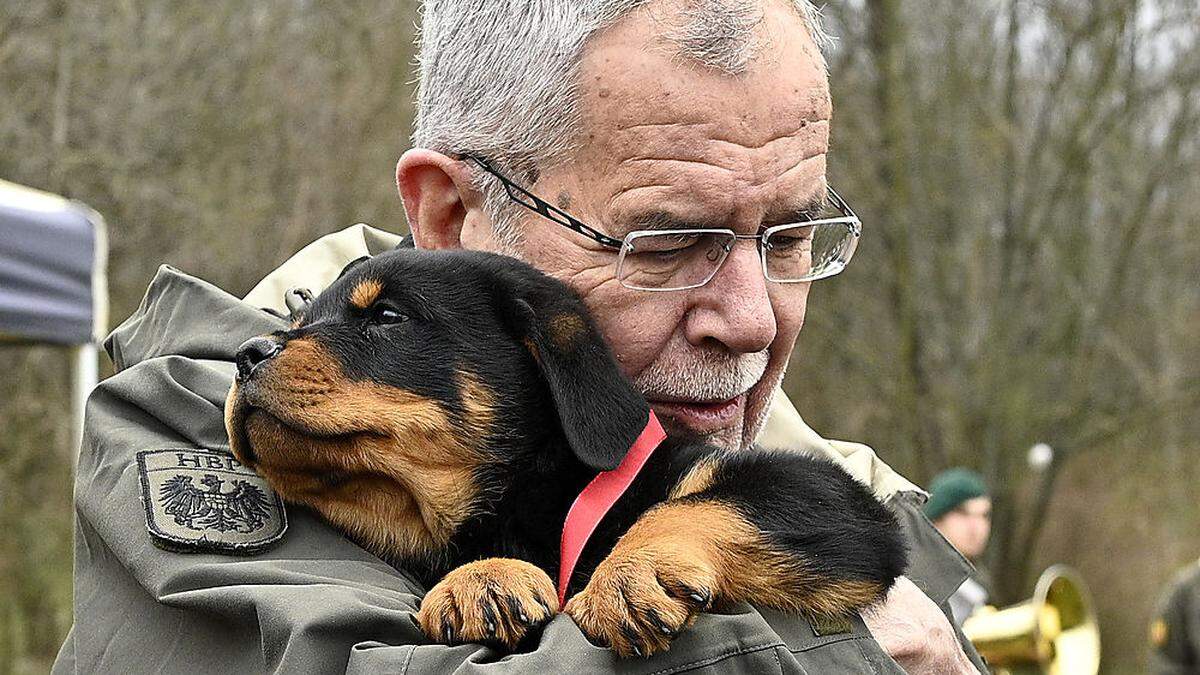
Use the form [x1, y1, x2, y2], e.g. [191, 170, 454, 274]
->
[558, 410, 666, 605]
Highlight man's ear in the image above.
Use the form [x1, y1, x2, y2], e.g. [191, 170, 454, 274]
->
[396, 149, 480, 251]
[500, 278, 650, 472]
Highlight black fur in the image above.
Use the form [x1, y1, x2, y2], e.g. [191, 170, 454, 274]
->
[252, 248, 906, 602]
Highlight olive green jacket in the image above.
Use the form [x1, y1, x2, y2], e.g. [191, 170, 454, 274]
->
[53, 225, 986, 673]
[1150, 560, 1200, 674]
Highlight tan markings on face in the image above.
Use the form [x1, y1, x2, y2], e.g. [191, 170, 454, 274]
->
[349, 278, 384, 310]
[611, 500, 884, 617]
[668, 455, 719, 499]
[522, 337, 541, 365]
[224, 337, 494, 561]
[547, 313, 587, 350]
[456, 369, 497, 440]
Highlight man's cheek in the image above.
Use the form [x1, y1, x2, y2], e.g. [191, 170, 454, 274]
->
[768, 289, 809, 356]
[606, 320, 671, 376]
[772, 285, 809, 329]
[591, 305, 680, 377]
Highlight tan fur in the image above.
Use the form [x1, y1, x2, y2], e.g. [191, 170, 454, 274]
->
[348, 278, 384, 309]
[416, 558, 559, 649]
[565, 500, 885, 657]
[456, 370, 496, 439]
[522, 337, 541, 365]
[225, 338, 493, 561]
[668, 456, 718, 499]
[546, 312, 586, 350]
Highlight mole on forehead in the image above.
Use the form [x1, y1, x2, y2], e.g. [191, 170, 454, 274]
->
[349, 279, 384, 309]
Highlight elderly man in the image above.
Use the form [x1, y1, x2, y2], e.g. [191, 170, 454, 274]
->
[54, 1, 983, 673]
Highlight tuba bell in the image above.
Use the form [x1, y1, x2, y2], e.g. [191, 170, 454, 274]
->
[962, 565, 1100, 675]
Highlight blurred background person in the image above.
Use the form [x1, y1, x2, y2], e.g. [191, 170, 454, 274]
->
[925, 468, 992, 626]
[1150, 557, 1200, 674]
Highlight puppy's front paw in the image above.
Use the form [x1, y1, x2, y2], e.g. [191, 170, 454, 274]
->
[565, 547, 718, 657]
[416, 558, 559, 650]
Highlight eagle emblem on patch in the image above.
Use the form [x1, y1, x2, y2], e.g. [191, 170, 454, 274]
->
[137, 449, 287, 554]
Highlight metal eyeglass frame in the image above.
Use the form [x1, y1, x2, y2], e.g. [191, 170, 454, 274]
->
[462, 154, 862, 291]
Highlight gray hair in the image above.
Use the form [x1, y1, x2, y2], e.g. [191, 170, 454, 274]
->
[412, 0, 830, 249]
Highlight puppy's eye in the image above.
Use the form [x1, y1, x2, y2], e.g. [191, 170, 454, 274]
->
[369, 303, 409, 325]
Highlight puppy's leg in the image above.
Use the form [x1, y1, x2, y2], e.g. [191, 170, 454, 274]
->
[417, 558, 559, 650]
[565, 449, 907, 657]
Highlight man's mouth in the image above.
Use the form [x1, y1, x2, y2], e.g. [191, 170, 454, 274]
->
[647, 394, 745, 434]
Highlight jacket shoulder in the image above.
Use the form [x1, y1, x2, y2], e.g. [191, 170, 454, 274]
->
[243, 224, 405, 315]
[105, 265, 284, 371]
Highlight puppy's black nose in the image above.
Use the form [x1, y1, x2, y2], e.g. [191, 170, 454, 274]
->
[236, 336, 283, 381]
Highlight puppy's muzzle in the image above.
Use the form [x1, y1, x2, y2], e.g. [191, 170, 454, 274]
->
[236, 336, 283, 381]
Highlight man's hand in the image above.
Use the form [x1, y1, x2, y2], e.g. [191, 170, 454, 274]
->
[862, 576, 979, 674]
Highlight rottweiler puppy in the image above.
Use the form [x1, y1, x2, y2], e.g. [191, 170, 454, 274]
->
[224, 248, 906, 657]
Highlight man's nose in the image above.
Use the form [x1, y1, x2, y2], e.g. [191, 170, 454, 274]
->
[684, 243, 776, 353]
[235, 336, 283, 381]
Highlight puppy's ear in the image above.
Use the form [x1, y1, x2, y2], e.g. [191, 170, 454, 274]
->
[501, 282, 649, 472]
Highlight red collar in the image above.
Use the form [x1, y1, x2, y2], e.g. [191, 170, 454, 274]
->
[558, 411, 666, 605]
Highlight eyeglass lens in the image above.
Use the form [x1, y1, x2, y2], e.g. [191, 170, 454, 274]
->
[617, 221, 856, 291]
[618, 231, 735, 291]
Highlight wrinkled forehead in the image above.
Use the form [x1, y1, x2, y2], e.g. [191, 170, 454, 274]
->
[565, 1, 830, 221]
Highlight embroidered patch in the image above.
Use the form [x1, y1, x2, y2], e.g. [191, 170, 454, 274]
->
[137, 449, 287, 554]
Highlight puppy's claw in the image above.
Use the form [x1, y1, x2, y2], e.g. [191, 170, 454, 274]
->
[482, 602, 498, 636]
[505, 595, 531, 626]
[648, 610, 675, 636]
[687, 590, 712, 608]
[621, 624, 649, 657]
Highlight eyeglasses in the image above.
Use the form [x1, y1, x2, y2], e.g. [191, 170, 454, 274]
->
[464, 155, 862, 292]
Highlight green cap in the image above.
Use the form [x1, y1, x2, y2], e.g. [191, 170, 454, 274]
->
[924, 468, 988, 522]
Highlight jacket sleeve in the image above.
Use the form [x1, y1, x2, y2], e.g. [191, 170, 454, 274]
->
[885, 491, 989, 673]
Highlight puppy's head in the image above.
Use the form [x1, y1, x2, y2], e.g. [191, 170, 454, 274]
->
[225, 249, 648, 563]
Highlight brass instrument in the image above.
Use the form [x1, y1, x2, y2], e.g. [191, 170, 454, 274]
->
[962, 565, 1100, 675]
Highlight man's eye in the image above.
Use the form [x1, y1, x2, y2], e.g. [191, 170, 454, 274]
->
[630, 233, 703, 257]
[370, 304, 409, 324]
[767, 227, 814, 253]
[654, 242, 695, 259]
[771, 236, 806, 250]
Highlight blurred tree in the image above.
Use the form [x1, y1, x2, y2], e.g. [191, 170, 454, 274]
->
[802, 0, 1200, 669]
[0, 1, 417, 670]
